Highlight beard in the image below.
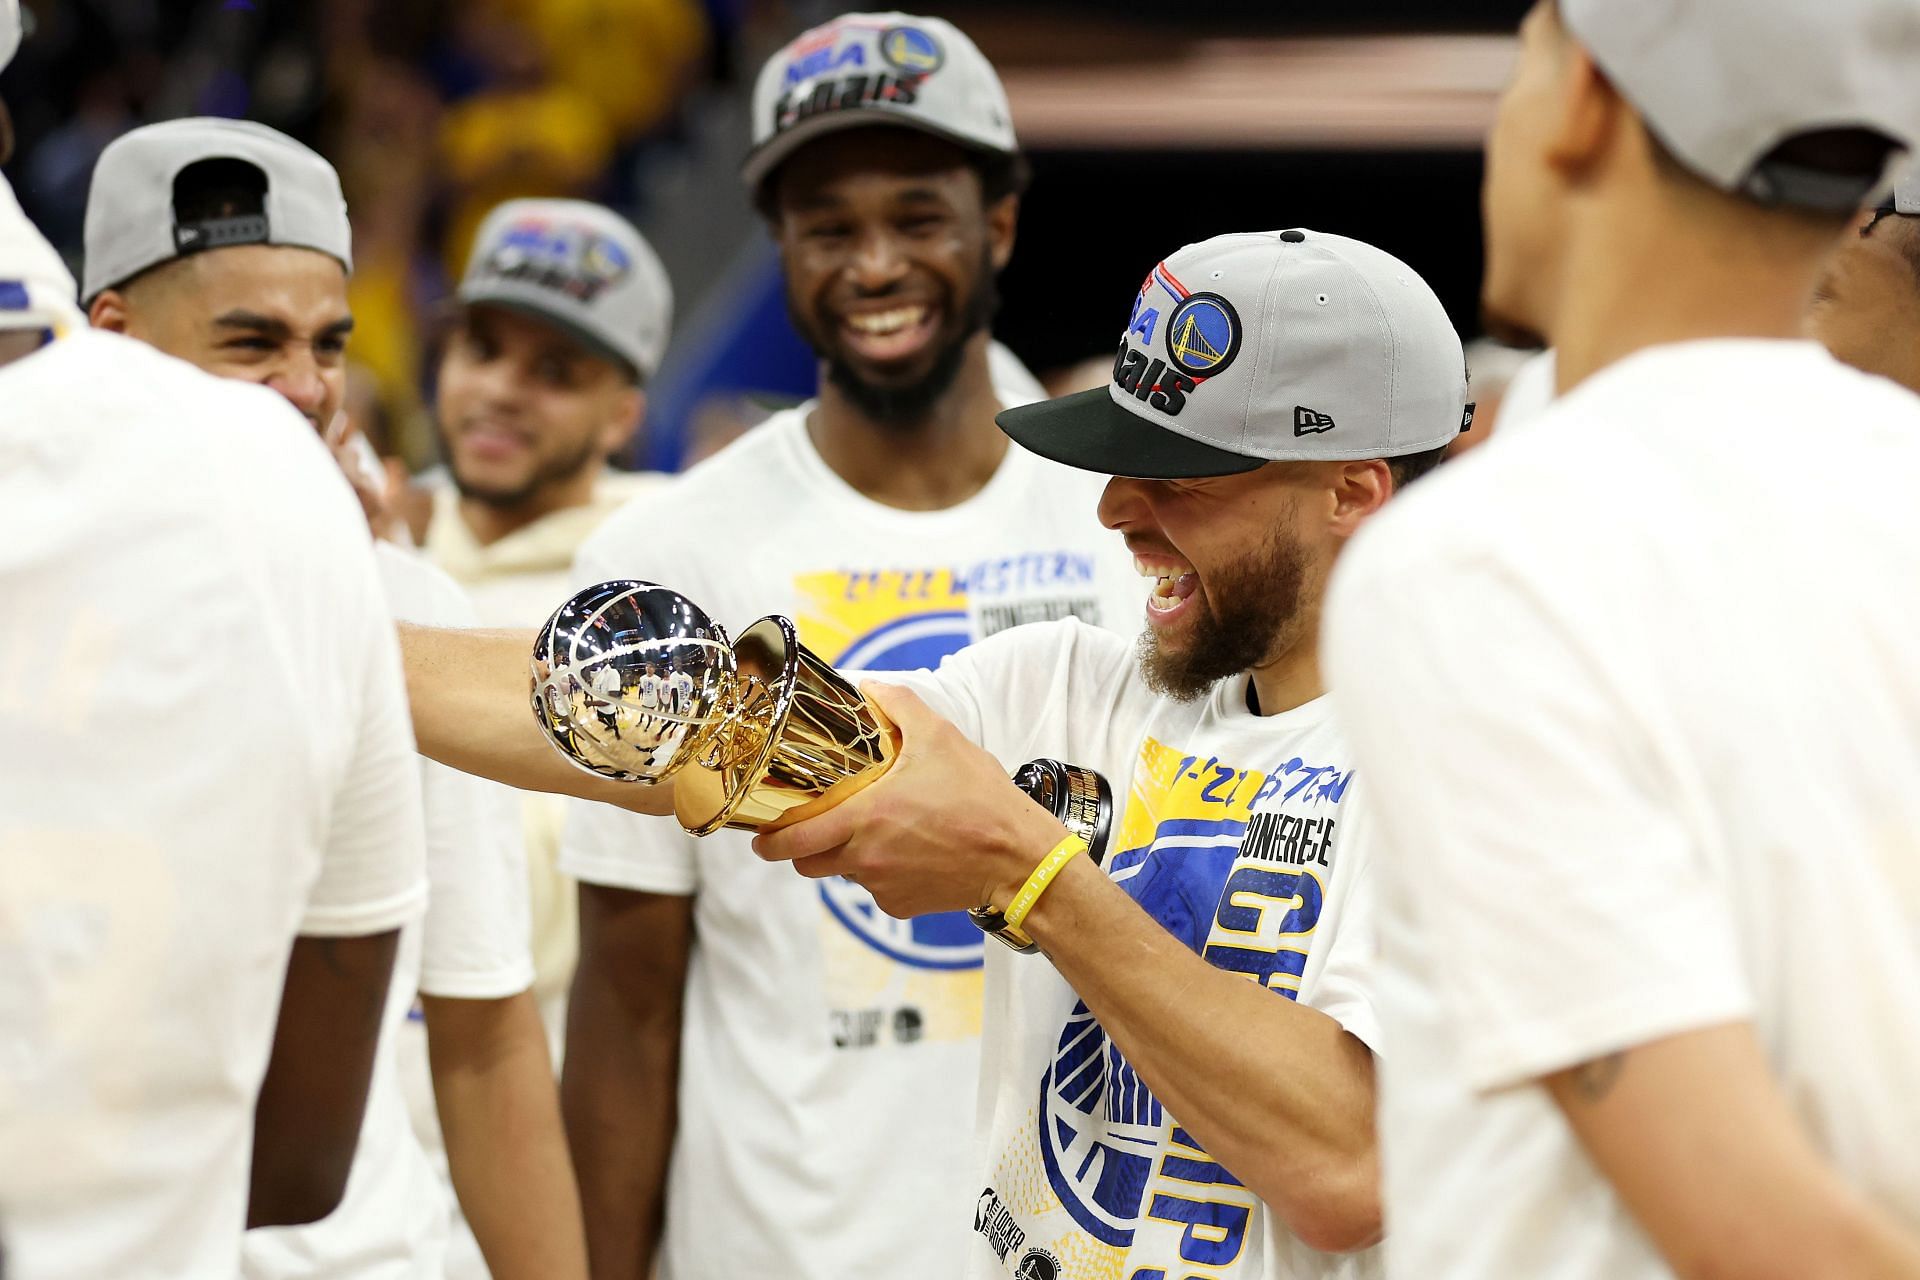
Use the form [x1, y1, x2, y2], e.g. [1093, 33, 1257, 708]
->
[1137, 522, 1311, 703]
[790, 246, 999, 431]
[447, 427, 604, 511]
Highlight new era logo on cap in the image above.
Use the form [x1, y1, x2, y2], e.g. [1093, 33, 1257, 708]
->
[742, 12, 1018, 194]
[1294, 407, 1337, 435]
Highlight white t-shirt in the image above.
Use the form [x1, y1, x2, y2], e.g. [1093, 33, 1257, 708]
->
[244, 545, 534, 1280]
[884, 622, 1381, 1280]
[559, 406, 1142, 1280]
[1492, 347, 1557, 432]
[1324, 339, 1920, 1280]
[0, 331, 428, 1279]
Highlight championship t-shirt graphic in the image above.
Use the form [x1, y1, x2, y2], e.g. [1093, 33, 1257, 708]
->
[975, 706, 1368, 1280]
[795, 557, 1105, 1049]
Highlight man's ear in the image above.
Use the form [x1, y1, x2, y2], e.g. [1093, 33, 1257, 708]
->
[599, 387, 645, 458]
[987, 194, 1020, 273]
[88, 290, 131, 333]
[1329, 459, 1394, 538]
[1543, 41, 1627, 182]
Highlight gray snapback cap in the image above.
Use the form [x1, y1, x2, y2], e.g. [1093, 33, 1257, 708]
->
[743, 12, 1017, 196]
[457, 198, 672, 383]
[999, 230, 1468, 480]
[1561, 0, 1920, 210]
[82, 117, 352, 302]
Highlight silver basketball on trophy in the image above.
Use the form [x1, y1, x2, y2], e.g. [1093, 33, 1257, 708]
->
[530, 580, 739, 784]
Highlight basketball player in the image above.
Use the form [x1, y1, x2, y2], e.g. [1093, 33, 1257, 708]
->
[81, 120, 586, 1280]
[558, 17, 1139, 1278]
[1808, 168, 1920, 395]
[396, 225, 1469, 1278]
[1323, 2, 1920, 1278]
[422, 197, 673, 1090]
[1, 6, 425, 1270]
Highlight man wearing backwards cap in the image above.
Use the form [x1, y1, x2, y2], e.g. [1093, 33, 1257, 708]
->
[1325, 2, 1920, 1278]
[557, 15, 1136, 1280]
[391, 225, 1467, 1277]
[82, 121, 588, 1280]
[1, 5, 428, 1274]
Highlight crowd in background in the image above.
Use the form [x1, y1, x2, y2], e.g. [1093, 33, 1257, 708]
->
[5, 0, 738, 464]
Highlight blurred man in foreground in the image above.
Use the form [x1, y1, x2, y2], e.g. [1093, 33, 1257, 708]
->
[0, 8, 424, 1270]
[83, 118, 585, 1280]
[1326, 1, 1920, 1277]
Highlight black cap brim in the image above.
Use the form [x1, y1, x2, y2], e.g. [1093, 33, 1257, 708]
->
[996, 387, 1264, 480]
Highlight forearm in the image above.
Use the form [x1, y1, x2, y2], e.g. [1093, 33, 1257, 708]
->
[425, 991, 588, 1280]
[562, 969, 683, 1279]
[397, 622, 672, 815]
[1548, 1027, 1920, 1280]
[1023, 853, 1380, 1252]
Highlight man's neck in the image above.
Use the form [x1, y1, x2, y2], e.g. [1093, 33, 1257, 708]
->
[457, 470, 598, 548]
[1247, 632, 1324, 718]
[1549, 188, 1836, 394]
[806, 332, 1010, 512]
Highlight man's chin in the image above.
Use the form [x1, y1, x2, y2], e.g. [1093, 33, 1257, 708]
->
[450, 469, 538, 510]
[1479, 295, 1547, 351]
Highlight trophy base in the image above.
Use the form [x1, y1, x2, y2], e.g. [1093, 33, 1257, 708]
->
[674, 616, 898, 836]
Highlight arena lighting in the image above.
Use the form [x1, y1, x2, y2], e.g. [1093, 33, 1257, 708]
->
[1000, 34, 1517, 149]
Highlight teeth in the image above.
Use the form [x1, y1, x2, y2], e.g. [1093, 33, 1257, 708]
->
[846, 306, 927, 335]
[1133, 555, 1189, 597]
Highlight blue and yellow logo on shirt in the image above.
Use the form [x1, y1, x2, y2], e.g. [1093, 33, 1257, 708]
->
[1034, 733, 1351, 1266]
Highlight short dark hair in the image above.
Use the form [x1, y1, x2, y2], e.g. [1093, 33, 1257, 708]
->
[753, 140, 1030, 220]
[1386, 445, 1450, 491]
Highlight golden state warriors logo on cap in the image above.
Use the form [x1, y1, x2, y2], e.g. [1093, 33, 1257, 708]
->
[1166, 291, 1241, 379]
[879, 24, 943, 74]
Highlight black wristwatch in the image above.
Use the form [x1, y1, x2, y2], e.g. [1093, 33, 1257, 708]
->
[968, 760, 1113, 954]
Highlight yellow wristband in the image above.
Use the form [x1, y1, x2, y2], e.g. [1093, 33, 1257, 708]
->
[1001, 833, 1089, 933]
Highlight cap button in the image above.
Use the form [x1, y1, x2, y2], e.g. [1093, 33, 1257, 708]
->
[1279, 230, 1306, 243]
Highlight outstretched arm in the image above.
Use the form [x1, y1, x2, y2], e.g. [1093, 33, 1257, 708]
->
[1546, 1024, 1920, 1280]
[397, 623, 673, 816]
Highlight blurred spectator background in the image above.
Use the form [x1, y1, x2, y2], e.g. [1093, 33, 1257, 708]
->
[1, 0, 1532, 473]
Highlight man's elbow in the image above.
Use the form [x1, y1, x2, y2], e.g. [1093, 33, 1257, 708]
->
[1265, 1155, 1383, 1255]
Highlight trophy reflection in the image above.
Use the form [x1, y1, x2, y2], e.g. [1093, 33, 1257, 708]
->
[530, 580, 1111, 952]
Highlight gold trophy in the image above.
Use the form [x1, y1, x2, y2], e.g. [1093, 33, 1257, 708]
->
[530, 580, 1110, 950]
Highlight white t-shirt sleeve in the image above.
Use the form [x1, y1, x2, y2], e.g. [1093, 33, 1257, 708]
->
[1302, 786, 1382, 1057]
[559, 796, 698, 896]
[1325, 532, 1753, 1093]
[418, 762, 537, 997]
[300, 545, 430, 938]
